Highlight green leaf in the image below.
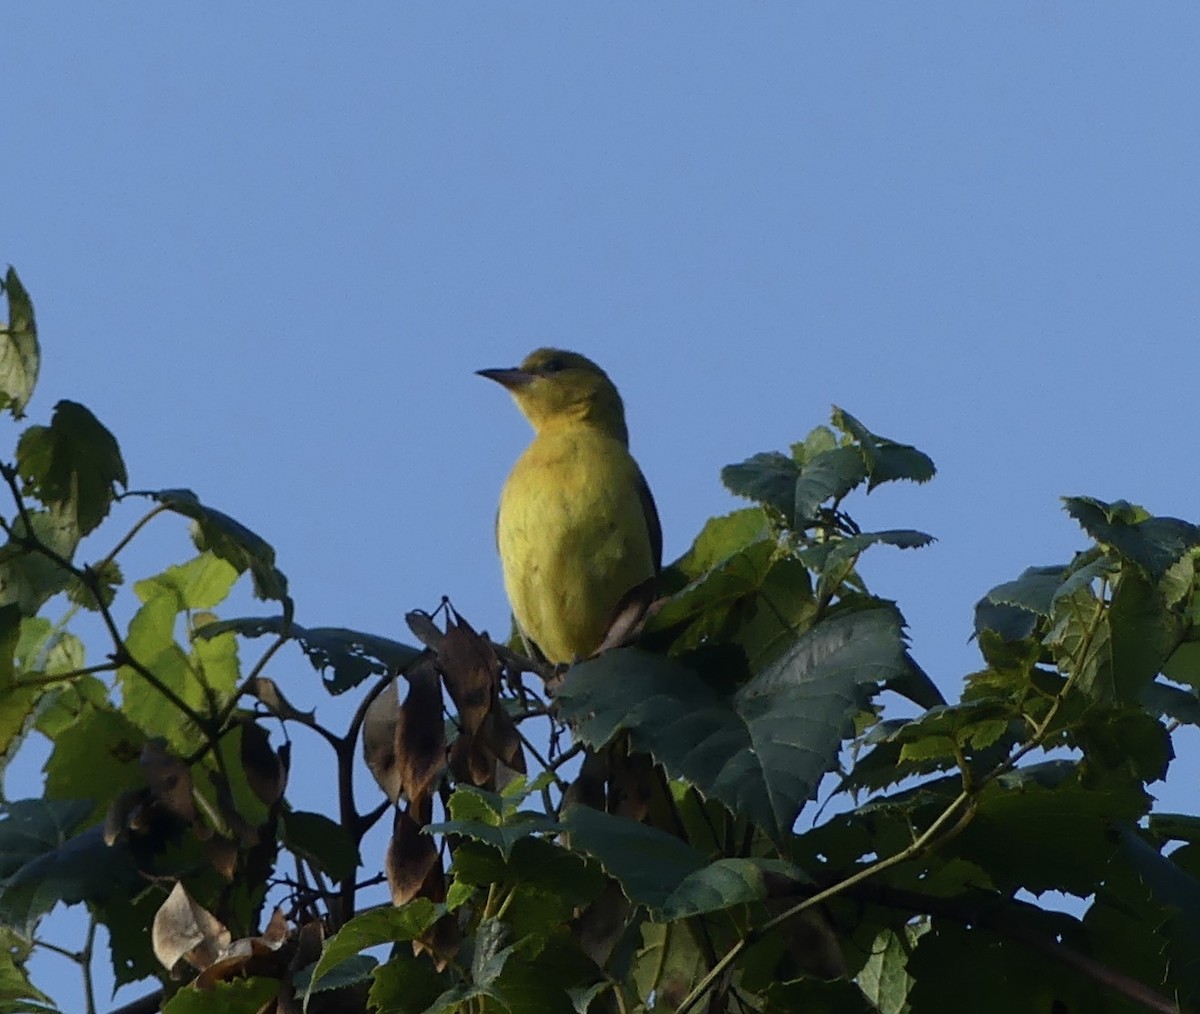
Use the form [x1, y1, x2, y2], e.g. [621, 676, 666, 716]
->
[304, 900, 438, 1001]
[857, 923, 926, 1014]
[430, 811, 563, 861]
[906, 920, 1098, 1014]
[1115, 825, 1200, 1001]
[117, 591, 203, 745]
[802, 529, 935, 576]
[793, 445, 868, 523]
[280, 810, 361, 882]
[1140, 680, 1200, 725]
[66, 559, 123, 611]
[1105, 568, 1185, 703]
[297, 953, 378, 995]
[0, 511, 79, 615]
[0, 818, 142, 934]
[135, 553, 239, 612]
[0, 799, 92, 879]
[44, 708, 144, 825]
[951, 775, 1148, 896]
[473, 918, 518, 988]
[633, 920, 705, 1010]
[369, 952, 444, 1014]
[559, 806, 802, 920]
[720, 452, 799, 518]
[137, 488, 289, 602]
[831, 407, 936, 489]
[162, 977, 278, 1014]
[560, 607, 909, 840]
[1149, 813, 1200, 844]
[558, 807, 705, 913]
[0, 268, 40, 419]
[660, 857, 805, 921]
[761, 977, 876, 1013]
[0, 943, 52, 1011]
[1064, 496, 1200, 582]
[196, 615, 422, 694]
[982, 565, 1067, 616]
[649, 525, 776, 648]
[450, 837, 605, 915]
[16, 400, 127, 536]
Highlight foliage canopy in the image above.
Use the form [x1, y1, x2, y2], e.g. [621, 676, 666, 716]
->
[1, 267, 1199, 1013]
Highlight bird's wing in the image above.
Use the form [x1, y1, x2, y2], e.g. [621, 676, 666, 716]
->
[636, 467, 663, 574]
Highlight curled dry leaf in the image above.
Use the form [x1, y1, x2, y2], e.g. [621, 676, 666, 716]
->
[395, 660, 446, 805]
[140, 740, 208, 838]
[240, 719, 287, 806]
[203, 835, 239, 881]
[438, 616, 496, 738]
[192, 906, 293, 990]
[362, 676, 402, 803]
[404, 609, 443, 651]
[386, 800, 439, 908]
[103, 787, 150, 846]
[152, 882, 231, 977]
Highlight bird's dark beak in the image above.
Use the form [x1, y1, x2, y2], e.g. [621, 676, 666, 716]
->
[476, 367, 535, 390]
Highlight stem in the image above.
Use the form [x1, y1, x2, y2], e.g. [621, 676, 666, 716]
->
[676, 788, 972, 1014]
[16, 661, 117, 688]
[0, 464, 209, 729]
[98, 504, 170, 570]
[81, 917, 97, 1014]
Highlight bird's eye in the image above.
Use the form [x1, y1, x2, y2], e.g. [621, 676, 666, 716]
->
[541, 357, 566, 374]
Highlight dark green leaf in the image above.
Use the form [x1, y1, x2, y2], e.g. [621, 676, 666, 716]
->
[560, 607, 908, 840]
[281, 811, 361, 882]
[450, 837, 605, 912]
[368, 952, 444, 1014]
[0, 799, 92, 879]
[0, 268, 39, 419]
[1064, 496, 1200, 582]
[907, 921, 1098, 1014]
[196, 615, 422, 693]
[558, 806, 706, 913]
[162, 977, 278, 1014]
[831, 407, 936, 489]
[1140, 680, 1200, 725]
[660, 857, 805, 920]
[560, 805, 802, 920]
[983, 566, 1067, 617]
[305, 900, 437, 999]
[1116, 825, 1200, 999]
[137, 488, 289, 602]
[0, 822, 143, 934]
[951, 776, 1147, 896]
[761, 977, 876, 1013]
[721, 452, 799, 517]
[16, 401, 126, 536]
[1149, 813, 1200, 844]
[793, 445, 868, 524]
[972, 599, 1038, 645]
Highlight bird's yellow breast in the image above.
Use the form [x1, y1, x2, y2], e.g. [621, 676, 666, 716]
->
[497, 423, 656, 664]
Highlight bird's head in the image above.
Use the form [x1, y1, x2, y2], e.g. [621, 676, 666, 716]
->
[477, 348, 629, 443]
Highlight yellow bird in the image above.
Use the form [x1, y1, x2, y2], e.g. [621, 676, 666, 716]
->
[479, 349, 662, 665]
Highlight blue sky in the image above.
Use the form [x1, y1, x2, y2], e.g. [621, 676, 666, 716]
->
[7, 5, 1200, 1010]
